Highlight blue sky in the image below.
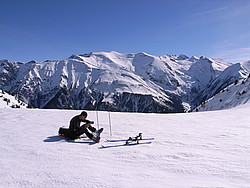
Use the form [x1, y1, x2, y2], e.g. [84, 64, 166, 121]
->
[1, 0, 250, 63]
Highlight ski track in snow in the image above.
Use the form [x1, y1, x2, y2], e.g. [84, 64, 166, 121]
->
[0, 107, 250, 188]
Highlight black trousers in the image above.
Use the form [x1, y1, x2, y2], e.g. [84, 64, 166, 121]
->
[75, 125, 97, 139]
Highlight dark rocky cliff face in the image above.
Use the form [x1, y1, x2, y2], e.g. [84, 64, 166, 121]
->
[0, 60, 22, 86]
[42, 88, 184, 113]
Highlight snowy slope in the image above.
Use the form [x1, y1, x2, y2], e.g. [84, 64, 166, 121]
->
[194, 62, 249, 105]
[0, 89, 28, 108]
[0, 108, 249, 187]
[195, 75, 250, 111]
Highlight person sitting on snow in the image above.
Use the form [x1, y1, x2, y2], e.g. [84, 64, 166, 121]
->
[58, 111, 103, 142]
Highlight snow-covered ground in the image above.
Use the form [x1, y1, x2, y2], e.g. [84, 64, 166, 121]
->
[0, 106, 249, 188]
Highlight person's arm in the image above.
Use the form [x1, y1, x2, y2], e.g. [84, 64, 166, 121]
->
[81, 119, 94, 129]
[82, 119, 94, 124]
[81, 120, 96, 132]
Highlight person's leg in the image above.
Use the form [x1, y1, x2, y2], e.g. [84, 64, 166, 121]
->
[88, 125, 97, 132]
[76, 127, 94, 139]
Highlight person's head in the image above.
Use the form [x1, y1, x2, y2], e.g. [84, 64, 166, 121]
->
[79, 111, 87, 120]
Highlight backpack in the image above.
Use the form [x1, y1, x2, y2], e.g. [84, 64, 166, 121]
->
[58, 127, 78, 140]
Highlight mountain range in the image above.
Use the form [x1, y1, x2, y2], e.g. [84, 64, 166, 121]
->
[0, 51, 249, 112]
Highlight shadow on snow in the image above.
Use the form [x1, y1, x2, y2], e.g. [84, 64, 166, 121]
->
[43, 135, 95, 145]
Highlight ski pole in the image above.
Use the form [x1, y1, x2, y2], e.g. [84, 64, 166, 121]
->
[96, 111, 100, 130]
[108, 111, 112, 136]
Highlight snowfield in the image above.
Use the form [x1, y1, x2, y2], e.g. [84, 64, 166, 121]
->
[0, 106, 250, 188]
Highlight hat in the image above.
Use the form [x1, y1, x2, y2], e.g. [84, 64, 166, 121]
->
[80, 111, 88, 117]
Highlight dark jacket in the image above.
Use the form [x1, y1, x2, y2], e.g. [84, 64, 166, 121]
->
[69, 115, 91, 132]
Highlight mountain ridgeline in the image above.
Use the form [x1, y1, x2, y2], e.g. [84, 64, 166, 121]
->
[0, 51, 249, 112]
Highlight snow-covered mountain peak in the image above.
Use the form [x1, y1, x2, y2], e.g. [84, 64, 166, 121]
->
[241, 60, 250, 72]
[189, 56, 199, 62]
[199, 55, 208, 60]
[68, 54, 85, 61]
[188, 57, 215, 87]
[0, 59, 9, 64]
[177, 54, 189, 60]
[27, 60, 37, 64]
[135, 51, 152, 57]
[210, 58, 232, 73]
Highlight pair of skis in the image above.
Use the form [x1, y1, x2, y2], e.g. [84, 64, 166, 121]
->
[101, 133, 154, 149]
